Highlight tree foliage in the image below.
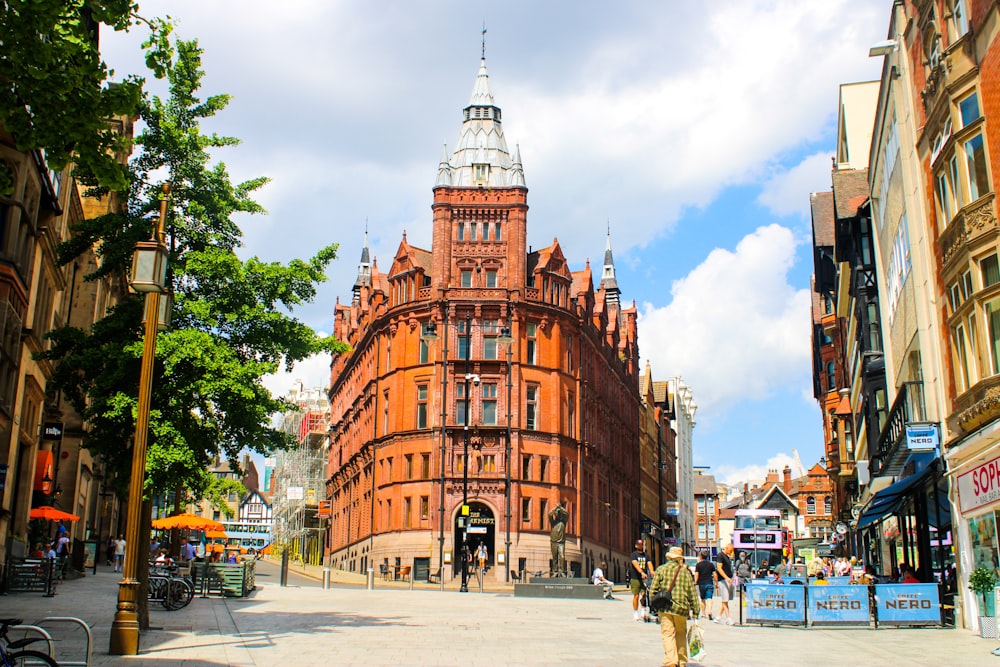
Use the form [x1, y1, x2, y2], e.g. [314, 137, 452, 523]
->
[41, 33, 348, 500]
[0, 1, 170, 194]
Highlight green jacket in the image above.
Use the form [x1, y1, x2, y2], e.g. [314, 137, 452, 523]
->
[649, 559, 699, 617]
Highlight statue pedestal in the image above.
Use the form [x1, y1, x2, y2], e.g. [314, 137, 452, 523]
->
[514, 576, 606, 599]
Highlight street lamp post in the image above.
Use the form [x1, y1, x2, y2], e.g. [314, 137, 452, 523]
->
[110, 184, 170, 655]
[501, 321, 513, 584]
[460, 315, 472, 593]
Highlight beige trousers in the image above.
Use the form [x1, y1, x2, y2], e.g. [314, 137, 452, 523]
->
[659, 612, 688, 666]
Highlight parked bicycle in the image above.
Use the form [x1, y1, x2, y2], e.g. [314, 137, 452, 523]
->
[0, 618, 58, 667]
[148, 563, 194, 611]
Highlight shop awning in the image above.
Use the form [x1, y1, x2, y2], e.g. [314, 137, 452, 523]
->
[854, 458, 940, 531]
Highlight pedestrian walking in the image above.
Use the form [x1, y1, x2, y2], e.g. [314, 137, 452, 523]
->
[629, 538, 655, 621]
[106, 536, 116, 566]
[114, 534, 126, 572]
[693, 550, 716, 620]
[715, 543, 735, 625]
[649, 546, 699, 667]
[476, 541, 488, 572]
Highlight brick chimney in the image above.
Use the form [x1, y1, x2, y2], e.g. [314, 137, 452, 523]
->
[783, 466, 792, 493]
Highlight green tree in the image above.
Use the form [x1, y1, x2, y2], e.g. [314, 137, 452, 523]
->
[42, 34, 348, 503]
[0, 1, 171, 194]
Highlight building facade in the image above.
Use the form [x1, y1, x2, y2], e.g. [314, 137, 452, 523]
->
[325, 57, 641, 584]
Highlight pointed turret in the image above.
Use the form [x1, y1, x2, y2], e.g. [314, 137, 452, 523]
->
[352, 227, 372, 305]
[435, 143, 453, 187]
[437, 57, 523, 188]
[600, 225, 620, 305]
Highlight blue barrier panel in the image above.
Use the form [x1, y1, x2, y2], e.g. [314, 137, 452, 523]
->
[745, 583, 807, 626]
[874, 584, 941, 626]
[826, 576, 851, 585]
[809, 584, 871, 626]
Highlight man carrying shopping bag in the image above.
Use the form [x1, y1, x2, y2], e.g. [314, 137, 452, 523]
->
[649, 547, 700, 667]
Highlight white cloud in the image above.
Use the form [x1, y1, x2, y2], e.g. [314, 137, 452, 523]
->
[262, 350, 332, 400]
[715, 452, 799, 488]
[758, 152, 835, 219]
[638, 224, 812, 417]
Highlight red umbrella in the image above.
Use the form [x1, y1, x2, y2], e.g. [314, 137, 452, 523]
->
[29, 505, 80, 521]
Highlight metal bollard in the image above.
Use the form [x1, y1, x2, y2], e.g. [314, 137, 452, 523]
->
[322, 567, 331, 589]
[367, 567, 374, 590]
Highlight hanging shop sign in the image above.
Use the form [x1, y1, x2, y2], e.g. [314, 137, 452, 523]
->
[905, 423, 939, 450]
[874, 584, 941, 626]
[956, 454, 1000, 513]
[809, 585, 870, 625]
[744, 583, 806, 625]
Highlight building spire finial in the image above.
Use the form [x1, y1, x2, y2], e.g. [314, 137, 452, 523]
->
[482, 22, 487, 60]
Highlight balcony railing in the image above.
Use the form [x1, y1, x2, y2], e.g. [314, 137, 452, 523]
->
[870, 381, 925, 478]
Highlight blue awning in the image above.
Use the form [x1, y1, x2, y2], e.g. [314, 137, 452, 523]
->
[854, 457, 941, 531]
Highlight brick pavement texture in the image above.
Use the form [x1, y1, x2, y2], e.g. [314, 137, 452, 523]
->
[0, 561, 994, 666]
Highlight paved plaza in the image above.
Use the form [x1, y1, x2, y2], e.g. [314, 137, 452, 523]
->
[0, 560, 995, 666]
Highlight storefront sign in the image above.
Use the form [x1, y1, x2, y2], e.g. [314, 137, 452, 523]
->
[744, 583, 806, 625]
[957, 455, 1000, 513]
[905, 424, 938, 450]
[809, 584, 870, 625]
[874, 584, 941, 625]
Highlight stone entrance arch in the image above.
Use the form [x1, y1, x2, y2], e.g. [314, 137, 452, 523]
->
[453, 501, 496, 576]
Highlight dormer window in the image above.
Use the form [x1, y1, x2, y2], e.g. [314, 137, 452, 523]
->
[474, 164, 490, 186]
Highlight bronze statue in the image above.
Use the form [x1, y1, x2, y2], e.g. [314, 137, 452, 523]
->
[548, 500, 569, 577]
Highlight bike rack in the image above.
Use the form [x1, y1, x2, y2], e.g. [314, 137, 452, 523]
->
[10, 623, 54, 659]
[33, 617, 92, 667]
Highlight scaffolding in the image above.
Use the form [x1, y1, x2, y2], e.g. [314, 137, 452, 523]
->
[270, 382, 329, 566]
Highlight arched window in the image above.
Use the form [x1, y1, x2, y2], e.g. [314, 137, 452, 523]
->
[824, 496, 832, 515]
[807, 496, 816, 515]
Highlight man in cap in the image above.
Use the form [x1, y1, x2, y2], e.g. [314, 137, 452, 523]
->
[649, 546, 699, 667]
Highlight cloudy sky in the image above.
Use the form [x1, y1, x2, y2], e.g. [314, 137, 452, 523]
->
[101, 0, 892, 486]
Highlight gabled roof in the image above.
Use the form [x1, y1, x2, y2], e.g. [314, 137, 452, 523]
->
[755, 484, 798, 512]
[531, 239, 573, 280]
[388, 234, 432, 278]
[831, 169, 870, 219]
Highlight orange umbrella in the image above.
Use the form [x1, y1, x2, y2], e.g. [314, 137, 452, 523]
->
[151, 513, 223, 531]
[204, 530, 228, 539]
[29, 505, 80, 522]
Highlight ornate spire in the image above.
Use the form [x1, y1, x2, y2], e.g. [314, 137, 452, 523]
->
[436, 52, 524, 189]
[600, 224, 620, 304]
[352, 225, 372, 304]
[435, 143, 453, 187]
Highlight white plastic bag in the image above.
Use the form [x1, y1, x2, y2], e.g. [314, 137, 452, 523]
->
[687, 619, 706, 662]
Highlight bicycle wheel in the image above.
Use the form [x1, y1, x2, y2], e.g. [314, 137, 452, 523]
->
[165, 578, 194, 610]
[8, 649, 59, 666]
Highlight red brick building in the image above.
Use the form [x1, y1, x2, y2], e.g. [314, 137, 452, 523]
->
[325, 57, 641, 584]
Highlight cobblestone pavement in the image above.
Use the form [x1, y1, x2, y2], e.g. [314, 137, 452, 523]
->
[0, 559, 993, 666]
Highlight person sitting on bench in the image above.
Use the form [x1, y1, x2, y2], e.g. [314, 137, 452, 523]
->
[592, 561, 615, 599]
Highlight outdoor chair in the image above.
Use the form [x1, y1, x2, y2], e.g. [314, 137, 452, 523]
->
[379, 563, 389, 581]
[510, 569, 521, 582]
[399, 565, 411, 581]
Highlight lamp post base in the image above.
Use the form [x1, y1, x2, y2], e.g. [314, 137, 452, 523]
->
[109, 580, 141, 655]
